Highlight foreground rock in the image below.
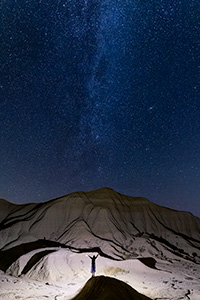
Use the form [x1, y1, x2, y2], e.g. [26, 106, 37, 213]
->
[70, 276, 152, 300]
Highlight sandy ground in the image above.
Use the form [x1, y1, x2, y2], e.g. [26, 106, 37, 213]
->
[0, 250, 200, 300]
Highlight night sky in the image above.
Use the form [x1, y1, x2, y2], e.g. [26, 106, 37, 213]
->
[1, 0, 200, 216]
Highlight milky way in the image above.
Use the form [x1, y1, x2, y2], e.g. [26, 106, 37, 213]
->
[1, 0, 200, 216]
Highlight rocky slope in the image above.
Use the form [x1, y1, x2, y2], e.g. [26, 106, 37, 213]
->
[0, 188, 200, 263]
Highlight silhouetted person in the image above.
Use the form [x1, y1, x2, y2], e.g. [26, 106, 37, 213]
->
[88, 254, 99, 277]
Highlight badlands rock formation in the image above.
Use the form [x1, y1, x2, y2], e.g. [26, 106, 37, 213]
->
[0, 188, 199, 263]
[0, 188, 200, 300]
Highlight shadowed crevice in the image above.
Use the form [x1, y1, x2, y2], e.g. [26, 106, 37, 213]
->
[21, 249, 56, 275]
[0, 239, 115, 272]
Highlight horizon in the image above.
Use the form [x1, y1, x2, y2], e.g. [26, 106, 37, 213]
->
[1, 186, 199, 218]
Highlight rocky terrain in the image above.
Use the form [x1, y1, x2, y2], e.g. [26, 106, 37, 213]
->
[0, 188, 200, 299]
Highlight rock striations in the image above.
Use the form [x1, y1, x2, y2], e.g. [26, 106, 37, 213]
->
[0, 188, 200, 264]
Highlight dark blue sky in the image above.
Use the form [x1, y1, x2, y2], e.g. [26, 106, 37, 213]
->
[1, 0, 200, 216]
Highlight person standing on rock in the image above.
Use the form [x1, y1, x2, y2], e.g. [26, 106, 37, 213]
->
[88, 254, 99, 277]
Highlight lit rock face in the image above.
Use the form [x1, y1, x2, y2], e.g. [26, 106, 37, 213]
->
[0, 188, 200, 262]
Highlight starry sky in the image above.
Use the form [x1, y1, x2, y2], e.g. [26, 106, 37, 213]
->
[1, 0, 200, 216]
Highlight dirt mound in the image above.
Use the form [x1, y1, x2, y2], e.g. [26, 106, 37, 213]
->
[0, 240, 62, 271]
[70, 275, 152, 300]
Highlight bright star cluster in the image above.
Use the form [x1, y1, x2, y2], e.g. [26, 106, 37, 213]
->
[0, 0, 200, 216]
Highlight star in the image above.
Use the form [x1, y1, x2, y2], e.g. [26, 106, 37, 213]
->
[148, 105, 155, 112]
[0, 0, 200, 217]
